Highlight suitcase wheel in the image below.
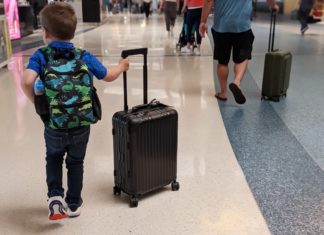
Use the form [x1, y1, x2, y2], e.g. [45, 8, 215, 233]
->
[272, 97, 280, 102]
[261, 96, 280, 102]
[113, 186, 121, 196]
[171, 181, 180, 191]
[130, 196, 138, 208]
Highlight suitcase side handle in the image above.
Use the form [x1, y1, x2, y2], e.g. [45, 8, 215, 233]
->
[130, 99, 169, 113]
[121, 48, 148, 112]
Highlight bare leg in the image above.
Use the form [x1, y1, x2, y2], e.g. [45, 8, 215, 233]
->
[233, 59, 248, 87]
[216, 63, 229, 98]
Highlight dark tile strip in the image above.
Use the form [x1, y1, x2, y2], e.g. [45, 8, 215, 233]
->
[217, 71, 324, 235]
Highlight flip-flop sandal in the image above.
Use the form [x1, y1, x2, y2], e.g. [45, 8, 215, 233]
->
[229, 83, 246, 104]
[214, 93, 227, 101]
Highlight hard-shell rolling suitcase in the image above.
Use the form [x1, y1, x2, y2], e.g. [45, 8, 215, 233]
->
[261, 12, 292, 102]
[112, 48, 180, 208]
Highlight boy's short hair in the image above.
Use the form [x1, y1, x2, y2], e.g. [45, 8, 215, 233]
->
[40, 2, 77, 40]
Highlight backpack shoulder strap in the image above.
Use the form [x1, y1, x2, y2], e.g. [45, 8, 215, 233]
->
[38, 46, 56, 82]
[73, 48, 85, 60]
[39, 46, 56, 63]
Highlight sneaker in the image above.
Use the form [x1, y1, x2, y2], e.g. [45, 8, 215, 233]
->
[66, 200, 83, 218]
[194, 48, 201, 56]
[48, 196, 67, 220]
[180, 47, 193, 55]
[301, 25, 309, 35]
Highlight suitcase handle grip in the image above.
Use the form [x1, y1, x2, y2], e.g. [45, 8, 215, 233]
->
[121, 48, 148, 59]
[121, 48, 148, 112]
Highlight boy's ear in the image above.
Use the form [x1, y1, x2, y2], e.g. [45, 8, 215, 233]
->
[43, 27, 52, 39]
[44, 28, 51, 38]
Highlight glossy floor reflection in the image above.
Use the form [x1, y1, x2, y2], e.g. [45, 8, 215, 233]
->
[0, 13, 269, 235]
[2, 12, 323, 235]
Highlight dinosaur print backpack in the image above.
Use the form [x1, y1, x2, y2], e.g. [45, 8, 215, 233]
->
[40, 46, 99, 129]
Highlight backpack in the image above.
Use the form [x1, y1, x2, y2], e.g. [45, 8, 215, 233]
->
[39, 46, 101, 129]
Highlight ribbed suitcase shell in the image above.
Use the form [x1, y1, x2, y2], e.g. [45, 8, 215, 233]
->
[261, 12, 293, 102]
[262, 50, 292, 101]
[112, 104, 178, 199]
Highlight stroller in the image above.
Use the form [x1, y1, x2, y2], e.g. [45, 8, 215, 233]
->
[111, 0, 123, 14]
[176, 12, 197, 52]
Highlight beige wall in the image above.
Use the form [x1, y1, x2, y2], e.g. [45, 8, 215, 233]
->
[284, 0, 299, 13]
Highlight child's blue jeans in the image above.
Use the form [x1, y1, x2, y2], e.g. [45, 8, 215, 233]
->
[44, 126, 90, 207]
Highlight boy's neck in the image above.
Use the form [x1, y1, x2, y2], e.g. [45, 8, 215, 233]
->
[46, 38, 72, 44]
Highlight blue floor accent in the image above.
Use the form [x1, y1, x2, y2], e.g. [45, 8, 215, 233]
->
[250, 54, 324, 171]
[217, 71, 324, 235]
[249, 19, 324, 171]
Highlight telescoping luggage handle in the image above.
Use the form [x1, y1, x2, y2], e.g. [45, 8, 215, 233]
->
[121, 48, 148, 112]
[268, 11, 277, 52]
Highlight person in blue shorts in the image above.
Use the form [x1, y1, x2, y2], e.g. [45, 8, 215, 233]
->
[21, 2, 129, 220]
[199, 0, 279, 104]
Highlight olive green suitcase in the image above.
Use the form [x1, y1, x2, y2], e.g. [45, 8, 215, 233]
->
[261, 12, 292, 102]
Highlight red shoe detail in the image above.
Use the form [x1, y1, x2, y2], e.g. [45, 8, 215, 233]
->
[49, 213, 68, 220]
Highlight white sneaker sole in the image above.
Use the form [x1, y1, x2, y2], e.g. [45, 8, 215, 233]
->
[66, 202, 83, 218]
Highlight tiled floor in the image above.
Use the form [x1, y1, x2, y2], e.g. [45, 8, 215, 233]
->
[0, 12, 323, 235]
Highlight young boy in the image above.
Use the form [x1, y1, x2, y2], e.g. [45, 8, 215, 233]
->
[21, 2, 129, 220]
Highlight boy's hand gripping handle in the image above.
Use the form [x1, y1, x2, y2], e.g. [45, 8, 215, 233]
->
[121, 48, 148, 112]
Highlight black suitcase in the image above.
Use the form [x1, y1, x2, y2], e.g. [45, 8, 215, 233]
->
[112, 48, 180, 208]
[261, 12, 292, 102]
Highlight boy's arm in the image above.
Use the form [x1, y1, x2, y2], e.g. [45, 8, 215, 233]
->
[102, 58, 129, 82]
[81, 51, 129, 82]
[21, 69, 38, 103]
